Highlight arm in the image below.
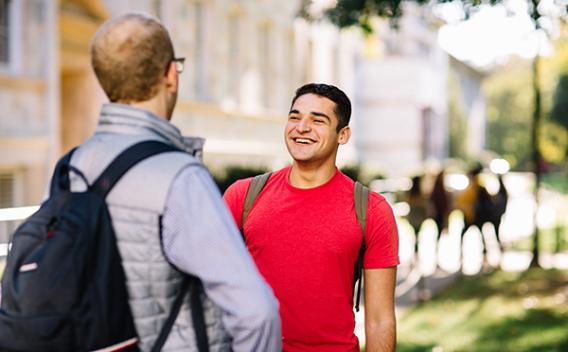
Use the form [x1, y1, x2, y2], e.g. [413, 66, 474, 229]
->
[364, 267, 397, 352]
[161, 165, 281, 352]
[363, 194, 399, 352]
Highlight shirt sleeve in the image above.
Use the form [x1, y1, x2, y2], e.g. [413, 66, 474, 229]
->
[161, 166, 281, 352]
[363, 192, 400, 269]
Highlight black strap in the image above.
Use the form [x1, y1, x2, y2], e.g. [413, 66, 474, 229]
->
[190, 279, 210, 352]
[49, 147, 77, 196]
[151, 278, 193, 352]
[91, 141, 180, 198]
[353, 182, 369, 312]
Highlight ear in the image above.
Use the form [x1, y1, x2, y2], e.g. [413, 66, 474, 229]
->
[338, 126, 351, 145]
[164, 61, 178, 93]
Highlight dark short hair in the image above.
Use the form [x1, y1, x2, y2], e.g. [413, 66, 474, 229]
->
[290, 83, 352, 132]
[90, 13, 174, 103]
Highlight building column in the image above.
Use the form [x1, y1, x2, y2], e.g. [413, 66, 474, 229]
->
[46, 0, 60, 169]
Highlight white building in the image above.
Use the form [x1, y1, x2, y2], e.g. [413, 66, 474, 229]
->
[0, 0, 59, 207]
[352, 3, 486, 177]
[0, 0, 486, 208]
[0, 0, 355, 206]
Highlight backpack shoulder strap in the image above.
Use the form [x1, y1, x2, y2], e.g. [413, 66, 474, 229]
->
[241, 172, 272, 228]
[189, 278, 210, 352]
[353, 181, 369, 312]
[354, 181, 369, 235]
[91, 140, 181, 199]
[151, 278, 191, 352]
[151, 277, 209, 352]
[49, 147, 78, 196]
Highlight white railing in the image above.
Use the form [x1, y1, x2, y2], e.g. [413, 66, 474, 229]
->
[0, 206, 39, 256]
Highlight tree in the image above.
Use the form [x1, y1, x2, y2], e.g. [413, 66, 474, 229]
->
[483, 58, 533, 169]
[549, 73, 568, 164]
[321, 0, 500, 30]
[551, 74, 568, 132]
[313, 0, 567, 267]
[542, 33, 568, 166]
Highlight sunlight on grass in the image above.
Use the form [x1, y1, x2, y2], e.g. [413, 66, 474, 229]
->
[398, 268, 568, 352]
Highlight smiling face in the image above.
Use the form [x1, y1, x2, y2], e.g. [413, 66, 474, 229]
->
[285, 93, 350, 167]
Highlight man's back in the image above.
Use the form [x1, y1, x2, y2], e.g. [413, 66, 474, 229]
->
[74, 12, 281, 351]
[69, 105, 229, 350]
[68, 103, 280, 351]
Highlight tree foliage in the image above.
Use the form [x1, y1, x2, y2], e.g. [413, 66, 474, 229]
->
[482, 50, 568, 170]
[319, 0, 501, 32]
[316, 0, 566, 268]
[550, 74, 568, 130]
[483, 58, 533, 170]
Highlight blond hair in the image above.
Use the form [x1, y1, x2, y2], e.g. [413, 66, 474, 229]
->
[91, 13, 174, 103]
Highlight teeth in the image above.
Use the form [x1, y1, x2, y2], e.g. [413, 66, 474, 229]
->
[294, 138, 313, 144]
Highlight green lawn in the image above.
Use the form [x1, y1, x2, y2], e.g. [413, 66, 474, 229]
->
[509, 227, 568, 253]
[397, 268, 568, 352]
[542, 172, 568, 194]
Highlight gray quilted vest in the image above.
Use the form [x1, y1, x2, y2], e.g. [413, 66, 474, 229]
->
[68, 103, 231, 351]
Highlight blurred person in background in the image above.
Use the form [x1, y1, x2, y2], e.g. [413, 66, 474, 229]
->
[490, 173, 508, 252]
[405, 175, 430, 264]
[455, 164, 492, 267]
[431, 170, 450, 240]
[224, 83, 399, 352]
[74, 13, 280, 351]
[430, 169, 451, 266]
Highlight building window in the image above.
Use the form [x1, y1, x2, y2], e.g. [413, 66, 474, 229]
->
[259, 24, 271, 108]
[331, 44, 339, 85]
[193, 1, 206, 100]
[227, 14, 241, 105]
[421, 107, 434, 160]
[287, 30, 296, 95]
[302, 37, 314, 84]
[0, 0, 10, 65]
[0, 173, 14, 208]
[152, 0, 162, 18]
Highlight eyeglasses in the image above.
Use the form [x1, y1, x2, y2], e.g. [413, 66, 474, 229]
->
[172, 57, 185, 74]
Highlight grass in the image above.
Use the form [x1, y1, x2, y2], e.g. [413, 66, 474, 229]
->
[542, 172, 568, 194]
[397, 268, 568, 352]
[509, 226, 568, 253]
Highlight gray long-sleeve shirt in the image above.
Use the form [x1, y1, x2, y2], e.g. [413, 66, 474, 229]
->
[161, 165, 281, 352]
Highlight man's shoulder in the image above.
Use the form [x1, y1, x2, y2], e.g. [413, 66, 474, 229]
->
[225, 177, 254, 197]
[367, 190, 392, 214]
[225, 167, 288, 196]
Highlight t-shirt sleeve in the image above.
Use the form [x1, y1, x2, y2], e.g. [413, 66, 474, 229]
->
[363, 192, 400, 269]
[223, 178, 252, 229]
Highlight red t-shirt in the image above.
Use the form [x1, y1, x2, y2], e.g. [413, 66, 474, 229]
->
[223, 167, 399, 352]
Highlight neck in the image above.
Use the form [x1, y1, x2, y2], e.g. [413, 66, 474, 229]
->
[289, 159, 337, 189]
[129, 94, 169, 121]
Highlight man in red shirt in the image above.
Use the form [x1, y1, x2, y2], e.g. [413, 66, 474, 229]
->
[224, 83, 399, 351]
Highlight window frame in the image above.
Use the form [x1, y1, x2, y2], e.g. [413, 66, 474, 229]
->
[0, 0, 22, 74]
[192, 0, 207, 101]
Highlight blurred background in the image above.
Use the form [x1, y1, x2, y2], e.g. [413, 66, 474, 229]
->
[0, 0, 567, 351]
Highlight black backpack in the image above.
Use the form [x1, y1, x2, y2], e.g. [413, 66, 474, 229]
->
[0, 141, 209, 352]
[241, 173, 369, 312]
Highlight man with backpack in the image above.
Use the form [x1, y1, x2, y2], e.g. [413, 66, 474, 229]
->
[223, 83, 399, 351]
[0, 13, 280, 352]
